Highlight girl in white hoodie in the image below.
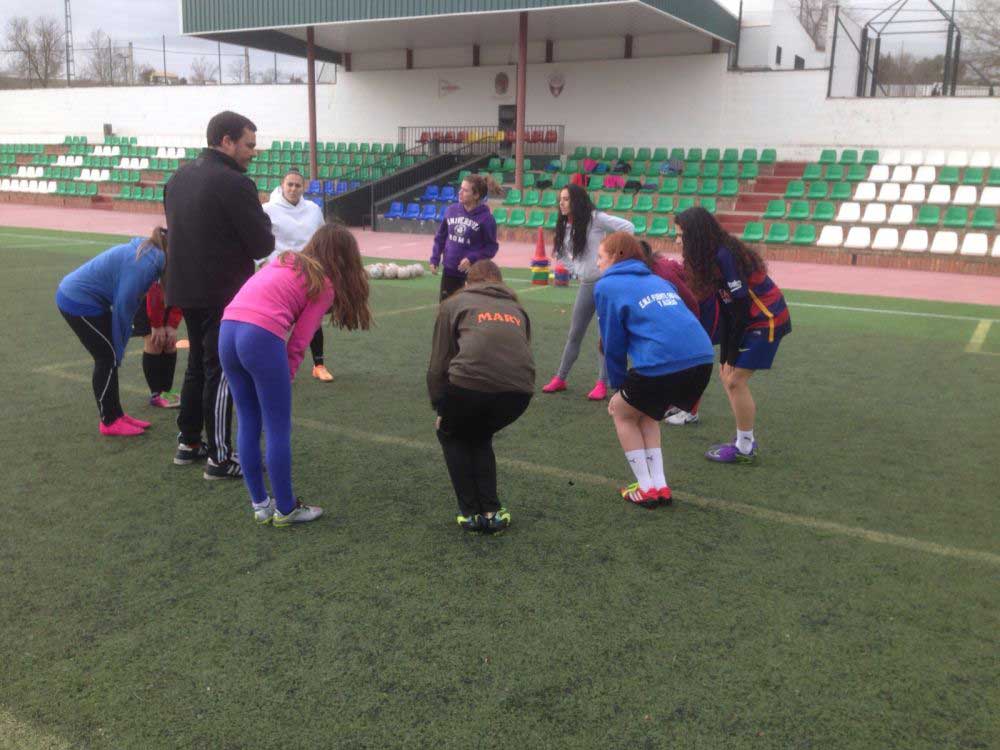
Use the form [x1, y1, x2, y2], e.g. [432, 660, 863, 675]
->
[262, 168, 332, 382]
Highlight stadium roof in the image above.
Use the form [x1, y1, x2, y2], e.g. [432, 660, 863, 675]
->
[180, 1, 739, 65]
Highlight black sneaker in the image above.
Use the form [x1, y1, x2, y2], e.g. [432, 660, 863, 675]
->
[203, 458, 243, 480]
[482, 507, 511, 534]
[174, 442, 209, 465]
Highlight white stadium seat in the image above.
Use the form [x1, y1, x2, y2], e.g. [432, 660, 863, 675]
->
[111, 146, 121, 157]
[836, 202, 861, 222]
[844, 226, 871, 249]
[868, 164, 890, 182]
[979, 187, 1000, 207]
[903, 149, 924, 166]
[80, 168, 92, 181]
[99, 169, 110, 182]
[27, 180, 38, 193]
[924, 149, 946, 167]
[139, 158, 149, 169]
[882, 149, 902, 166]
[946, 150, 968, 168]
[73, 155, 83, 167]
[927, 184, 952, 204]
[862, 203, 887, 224]
[902, 183, 926, 203]
[914, 166, 936, 184]
[930, 231, 958, 254]
[853, 182, 877, 201]
[877, 183, 901, 203]
[872, 228, 899, 250]
[993, 153, 1000, 168]
[156, 147, 168, 158]
[56, 155, 67, 166]
[890, 165, 913, 183]
[118, 158, 130, 169]
[993, 235, 1000, 257]
[953, 185, 978, 206]
[960, 233, 988, 256]
[47, 180, 57, 193]
[969, 151, 991, 168]
[901, 229, 929, 252]
[817, 225, 844, 247]
[888, 204, 913, 225]
[0, 179, 9, 192]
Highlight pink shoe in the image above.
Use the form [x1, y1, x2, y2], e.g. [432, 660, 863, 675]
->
[586, 380, 608, 400]
[99, 417, 145, 436]
[541, 376, 567, 394]
[121, 413, 151, 429]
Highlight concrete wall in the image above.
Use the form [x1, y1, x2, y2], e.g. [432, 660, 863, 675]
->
[1, 51, 997, 158]
[737, 0, 826, 70]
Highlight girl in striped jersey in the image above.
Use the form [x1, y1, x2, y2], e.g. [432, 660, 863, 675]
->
[675, 207, 791, 463]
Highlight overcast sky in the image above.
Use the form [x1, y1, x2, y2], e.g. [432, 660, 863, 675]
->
[0, 0, 964, 79]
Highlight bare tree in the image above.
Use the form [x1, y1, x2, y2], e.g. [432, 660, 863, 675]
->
[137, 64, 156, 85]
[963, 0, 1000, 79]
[253, 68, 280, 84]
[3, 15, 64, 87]
[793, 0, 838, 50]
[226, 57, 247, 84]
[189, 56, 218, 84]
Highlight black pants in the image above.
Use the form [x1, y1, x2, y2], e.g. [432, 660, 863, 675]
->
[436, 385, 532, 517]
[439, 273, 465, 302]
[177, 306, 232, 462]
[60, 310, 123, 425]
[309, 327, 324, 366]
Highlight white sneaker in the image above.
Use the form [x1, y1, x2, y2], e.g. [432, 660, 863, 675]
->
[252, 497, 275, 525]
[665, 409, 699, 425]
[272, 500, 324, 527]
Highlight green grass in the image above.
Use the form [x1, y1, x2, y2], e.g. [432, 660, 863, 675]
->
[1, 226, 998, 749]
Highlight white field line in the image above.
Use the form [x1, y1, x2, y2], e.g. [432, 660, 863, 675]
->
[34, 363, 1000, 567]
[789, 301, 1000, 324]
[964, 319, 994, 354]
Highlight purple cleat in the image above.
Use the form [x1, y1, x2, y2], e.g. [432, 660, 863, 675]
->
[705, 441, 757, 464]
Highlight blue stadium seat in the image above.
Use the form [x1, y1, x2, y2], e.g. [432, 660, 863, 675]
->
[420, 184, 440, 202]
[323, 180, 336, 195]
[335, 182, 349, 194]
[349, 180, 360, 190]
[419, 204, 437, 220]
[403, 203, 420, 219]
[439, 185, 456, 202]
[385, 201, 404, 219]
[435, 204, 447, 220]
[307, 180, 321, 195]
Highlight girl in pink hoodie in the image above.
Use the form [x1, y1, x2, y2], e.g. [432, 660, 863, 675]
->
[220, 223, 372, 527]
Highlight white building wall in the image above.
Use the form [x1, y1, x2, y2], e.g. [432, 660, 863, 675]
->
[769, 0, 826, 69]
[0, 53, 996, 155]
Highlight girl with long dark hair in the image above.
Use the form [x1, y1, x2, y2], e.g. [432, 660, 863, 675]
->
[220, 223, 372, 526]
[674, 207, 791, 463]
[542, 183, 633, 400]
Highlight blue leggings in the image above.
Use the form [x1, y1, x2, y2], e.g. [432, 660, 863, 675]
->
[219, 320, 295, 514]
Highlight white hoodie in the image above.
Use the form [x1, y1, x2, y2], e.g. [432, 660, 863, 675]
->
[261, 186, 325, 263]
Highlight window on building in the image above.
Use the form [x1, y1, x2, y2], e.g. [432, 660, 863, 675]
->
[776, 46, 783, 66]
[794, 55, 805, 70]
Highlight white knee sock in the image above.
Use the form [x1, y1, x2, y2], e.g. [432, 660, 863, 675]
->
[625, 449, 653, 491]
[736, 429, 755, 454]
[644, 449, 667, 488]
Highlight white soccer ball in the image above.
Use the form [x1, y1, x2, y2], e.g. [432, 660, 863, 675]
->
[367, 263, 384, 279]
[398, 265, 412, 279]
[410, 263, 425, 277]
[384, 263, 399, 279]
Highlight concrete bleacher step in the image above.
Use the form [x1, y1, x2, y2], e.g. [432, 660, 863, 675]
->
[773, 161, 809, 177]
[751, 176, 794, 194]
[735, 195, 774, 213]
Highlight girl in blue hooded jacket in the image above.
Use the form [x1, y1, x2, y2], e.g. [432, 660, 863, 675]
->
[56, 228, 168, 436]
[430, 174, 501, 301]
[594, 232, 715, 508]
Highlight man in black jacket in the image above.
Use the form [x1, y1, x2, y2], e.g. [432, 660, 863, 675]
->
[164, 110, 274, 479]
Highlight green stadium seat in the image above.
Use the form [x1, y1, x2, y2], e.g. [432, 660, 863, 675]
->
[803, 163, 823, 181]
[86, 183, 98, 196]
[140, 186, 153, 200]
[839, 149, 858, 165]
[846, 164, 868, 181]
[634, 194, 653, 212]
[588, 147, 603, 160]
[678, 178, 698, 195]
[704, 148, 721, 163]
[370, 143, 382, 154]
[792, 224, 817, 245]
[658, 177, 678, 194]
[596, 194, 614, 211]
[613, 194, 633, 211]
[684, 162, 701, 178]
[653, 196, 673, 213]
[526, 209, 545, 229]
[942, 206, 968, 228]
[763, 200, 786, 219]
[651, 147, 669, 162]
[938, 167, 960, 185]
[971, 207, 996, 229]
[784, 181, 805, 199]
[669, 148, 685, 162]
[522, 173, 536, 189]
[916, 205, 940, 226]
[504, 189, 522, 206]
[522, 189, 540, 206]
[347, 142, 358, 153]
[962, 168, 984, 185]
[721, 148, 738, 163]
[830, 182, 852, 200]
[154, 187, 164, 201]
[686, 148, 703, 162]
[740, 148, 758, 163]
[632, 215, 647, 234]
[698, 179, 718, 196]
[766, 223, 790, 243]
[861, 149, 880, 166]
[488, 157, 502, 171]
[987, 168, 1000, 187]
[544, 211, 558, 230]
[493, 207, 508, 226]
[759, 149, 777, 164]
[824, 164, 845, 181]
[604, 147, 619, 161]
[701, 162, 720, 179]
[646, 162, 662, 177]
[571, 146, 586, 160]
[675, 197, 695, 213]
[635, 147, 650, 162]
[561, 159, 579, 174]
[807, 181, 829, 200]
[700, 197, 717, 213]
[788, 200, 810, 220]
[507, 209, 526, 227]
[540, 190, 557, 208]
[742, 222, 765, 242]
[501, 158, 516, 172]
[740, 163, 759, 179]
[554, 174, 569, 189]
[819, 149, 837, 164]
[721, 163, 739, 179]
[647, 217, 671, 237]
[812, 202, 835, 221]
[719, 179, 739, 197]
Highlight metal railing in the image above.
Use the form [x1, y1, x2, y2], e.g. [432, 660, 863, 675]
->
[398, 125, 564, 156]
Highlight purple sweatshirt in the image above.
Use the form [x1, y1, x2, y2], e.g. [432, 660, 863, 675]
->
[430, 202, 499, 277]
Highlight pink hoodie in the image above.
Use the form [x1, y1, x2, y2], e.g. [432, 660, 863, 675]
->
[223, 257, 334, 380]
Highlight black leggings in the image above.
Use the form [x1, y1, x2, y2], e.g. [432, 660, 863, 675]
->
[436, 385, 532, 517]
[60, 310, 123, 425]
[439, 273, 465, 302]
[309, 327, 324, 366]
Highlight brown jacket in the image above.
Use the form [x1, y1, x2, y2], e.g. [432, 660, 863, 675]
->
[427, 282, 535, 405]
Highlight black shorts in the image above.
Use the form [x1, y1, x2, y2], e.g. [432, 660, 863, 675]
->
[131, 297, 150, 337]
[619, 363, 713, 421]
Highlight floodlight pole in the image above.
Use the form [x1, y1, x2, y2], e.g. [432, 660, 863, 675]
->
[307, 26, 319, 185]
[515, 11, 527, 190]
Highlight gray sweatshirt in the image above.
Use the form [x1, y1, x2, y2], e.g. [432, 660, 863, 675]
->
[555, 211, 635, 283]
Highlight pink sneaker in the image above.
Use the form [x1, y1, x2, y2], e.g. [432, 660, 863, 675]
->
[121, 414, 151, 429]
[586, 380, 608, 400]
[99, 417, 145, 436]
[541, 376, 567, 394]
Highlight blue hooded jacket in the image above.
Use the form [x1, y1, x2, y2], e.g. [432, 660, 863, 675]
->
[55, 237, 165, 365]
[430, 202, 499, 278]
[595, 259, 714, 389]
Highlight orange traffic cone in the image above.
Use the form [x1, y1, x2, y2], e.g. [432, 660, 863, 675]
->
[530, 227, 550, 285]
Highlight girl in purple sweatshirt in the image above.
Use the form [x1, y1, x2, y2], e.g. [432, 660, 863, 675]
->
[430, 174, 501, 300]
[220, 223, 372, 527]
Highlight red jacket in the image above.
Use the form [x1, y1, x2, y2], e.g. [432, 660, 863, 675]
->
[146, 280, 183, 328]
[650, 256, 698, 315]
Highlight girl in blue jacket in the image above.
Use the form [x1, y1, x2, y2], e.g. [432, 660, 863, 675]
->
[56, 228, 168, 436]
[594, 232, 715, 508]
[430, 174, 501, 301]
